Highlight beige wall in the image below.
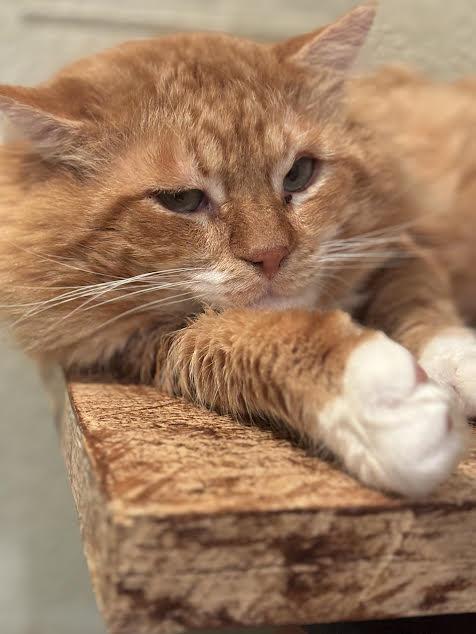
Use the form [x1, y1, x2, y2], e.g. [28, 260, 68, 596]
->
[3, 0, 476, 86]
[362, 0, 476, 78]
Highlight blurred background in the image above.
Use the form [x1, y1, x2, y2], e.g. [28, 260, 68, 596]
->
[1, 1, 476, 633]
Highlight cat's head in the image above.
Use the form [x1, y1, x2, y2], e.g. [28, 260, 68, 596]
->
[0, 2, 391, 367]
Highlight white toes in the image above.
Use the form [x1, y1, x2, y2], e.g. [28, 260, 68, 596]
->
[420, 328, 476, 417]
[454, 354, 476, 413]
[365, 382, 466, 497]
[345, 333, 421, 412]
[319, 334, 468, 498]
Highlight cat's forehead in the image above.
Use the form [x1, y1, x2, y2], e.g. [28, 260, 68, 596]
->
[76, 33, 312, 187]
[147, 44, 300, 183]
[173, 88, 292, 174]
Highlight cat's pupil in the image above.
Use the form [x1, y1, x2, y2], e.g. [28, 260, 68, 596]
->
[153, 189, 205, 213]
[283, 156, 316, 193]
[287, 165, 299, 182]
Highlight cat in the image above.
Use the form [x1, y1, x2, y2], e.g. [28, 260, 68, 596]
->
[0, 1, 475, 497]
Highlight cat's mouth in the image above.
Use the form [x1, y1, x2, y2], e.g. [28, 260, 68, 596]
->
[201, 272, 321, 311]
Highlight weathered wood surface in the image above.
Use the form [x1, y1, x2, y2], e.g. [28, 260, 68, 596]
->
[58, 379, 476, 634]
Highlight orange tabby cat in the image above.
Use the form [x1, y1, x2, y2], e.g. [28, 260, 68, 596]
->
[1, 1, 474, 496]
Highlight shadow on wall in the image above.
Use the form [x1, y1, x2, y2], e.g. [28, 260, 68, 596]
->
[0, 339, 105, 634]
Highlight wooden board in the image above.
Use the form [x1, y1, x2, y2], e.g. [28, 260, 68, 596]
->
[57, 379, 476, 634]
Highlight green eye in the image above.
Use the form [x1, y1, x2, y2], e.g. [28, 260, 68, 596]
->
[283, 156, 316, 193]
[153, 189, 205, 213]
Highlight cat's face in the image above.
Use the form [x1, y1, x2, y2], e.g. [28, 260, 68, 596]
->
[94, 35, 366, 313]
[0, 3, 386, 363]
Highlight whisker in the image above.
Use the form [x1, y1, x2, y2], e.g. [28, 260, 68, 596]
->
[321, 236, 404, 250]
[1, 239, 117, 278]
[322, 240, 402, 254]
[316, 253, 410, 269]
[3, 266, 208, 321]
[25, 290, 201, 352]
[322, 249, 404, 261]
[91, 291, 200, 332]
[335, 221, 415, 241]
[10, 278, 195, 326]
[0, 282, 155, 302]
[2, 236, 209, 282]
[320, 221, 415, 257]
[10, 279, 131, 324]
[58, 280, 193, 324]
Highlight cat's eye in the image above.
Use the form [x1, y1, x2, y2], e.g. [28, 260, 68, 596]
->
[283, 156, 316, 193]
[152, 189, 205, 213]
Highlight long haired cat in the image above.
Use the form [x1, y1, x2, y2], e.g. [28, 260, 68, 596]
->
[1, 1, 475, 496]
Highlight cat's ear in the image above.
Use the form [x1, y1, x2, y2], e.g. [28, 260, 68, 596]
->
[277, 1, 376, 73]
[0, 84, 91, 170]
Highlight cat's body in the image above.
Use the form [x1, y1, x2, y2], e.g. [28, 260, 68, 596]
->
[1, 2, 475, 496]
[350, 67, 476, 322]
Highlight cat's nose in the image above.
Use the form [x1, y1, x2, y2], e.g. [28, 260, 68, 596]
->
[245, 246, 289, 279]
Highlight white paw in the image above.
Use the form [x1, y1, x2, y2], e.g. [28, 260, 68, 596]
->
[319, 334, 468, 497]
[420, 329, 476, 418]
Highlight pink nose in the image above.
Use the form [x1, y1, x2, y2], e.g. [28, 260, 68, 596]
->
[245, 246, 289, 280]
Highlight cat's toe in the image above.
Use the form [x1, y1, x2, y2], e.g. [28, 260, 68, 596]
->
[361, 380, 466, 497]
[420, 329, 476, 417]
[321, 334, 468, 497]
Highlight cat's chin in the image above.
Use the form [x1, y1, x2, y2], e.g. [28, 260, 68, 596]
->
[247, 288, 320, 311]
[249, 296, 309, 311]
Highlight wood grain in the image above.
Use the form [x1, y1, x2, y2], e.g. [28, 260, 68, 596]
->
[57, 379, 476, 634]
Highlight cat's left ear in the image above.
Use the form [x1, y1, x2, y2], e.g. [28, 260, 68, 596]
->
[276, 1, 376, 73]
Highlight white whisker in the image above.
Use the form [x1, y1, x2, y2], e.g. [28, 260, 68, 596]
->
[25, 290, 201, 352]
[5, 267, 207, 325]
[70, 280, 193, 316]
[94, 290, 200, 329]
[1, 239, 117, 278]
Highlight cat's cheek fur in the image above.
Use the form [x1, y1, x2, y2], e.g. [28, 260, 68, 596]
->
[311, 333, 468, 497]
[419, 328, 476, 417]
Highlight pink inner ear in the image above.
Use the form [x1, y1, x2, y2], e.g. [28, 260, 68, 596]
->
[0, 98, 78, 137]
[291, 2, 377, 73]
[0, 94, 88, 167]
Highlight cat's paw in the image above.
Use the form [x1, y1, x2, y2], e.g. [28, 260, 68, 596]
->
[420, 328, 476, 418]
[320, 334, 468, 497]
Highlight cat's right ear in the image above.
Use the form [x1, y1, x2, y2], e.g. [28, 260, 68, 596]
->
[0, 84, 92, 170]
